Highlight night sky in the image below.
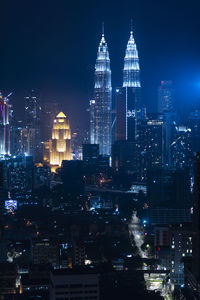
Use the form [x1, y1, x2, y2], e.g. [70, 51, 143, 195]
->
[1, 0, 200, 129]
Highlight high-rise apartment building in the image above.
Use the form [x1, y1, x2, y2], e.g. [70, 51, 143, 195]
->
[0, 92, 10, 156]
[90, 30, 112, 155]
[158, 80, 174, 114]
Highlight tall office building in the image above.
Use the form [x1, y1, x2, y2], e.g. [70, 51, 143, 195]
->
[123, 30, 140, 89]
[23, 90, 42, 161]
[147, 168, 191, 209]
[82, 144, 99, 162]
[112, 140, 140, 176]
[0, 92, 10, 156]
[137, 115, 164, 178]
[43, 112, 72, 172]
[0, 162, 4, 209]
[158, 80, 174, 114]
[20, 128, 36, 156]
[170, 224, 193, 287]
[89, 99, 96, 145]
[188, 108, 200, 153]
[10, 120, 23, 156]
[3, 155, 34, 196]
[193, 153, 200, 293]
[116, 29, 141, 141]
[42, 101, 59, 142]
[25, 90, 41, 129]
[90, 29, 112, 155]
[157, 82, 175, 167]
[162, 111, 177, 168]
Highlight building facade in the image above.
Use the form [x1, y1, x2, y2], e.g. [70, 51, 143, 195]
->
[0, 92, 10, 156]
[42, 101, 59, 142]
[2, 155, 34, 197]
[188, 108, 200, 153]
[23, 90, 42, 161]
[116, 30, 141, 142]
[158, 80, 174, 114]
[137, 115, 164, 176]
[90, 31, 112, 155]
[50, 270, 99, 300]
[43, 112, 72, 171]
[170, 224, 192, 286]
[193, 153, 200, 293]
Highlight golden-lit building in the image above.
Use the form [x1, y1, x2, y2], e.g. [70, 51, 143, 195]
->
[43, 112, 72, 171]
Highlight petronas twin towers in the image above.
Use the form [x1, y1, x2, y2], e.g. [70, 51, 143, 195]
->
[90, 26, 141, 155]
[90, 32, 112, 156]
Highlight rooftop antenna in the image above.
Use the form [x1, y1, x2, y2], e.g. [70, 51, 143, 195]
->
[102, 22, 104, 36]
[6, 92, 13, 98]
[130, 18, 134, 39]
[131, 18, 133, 33]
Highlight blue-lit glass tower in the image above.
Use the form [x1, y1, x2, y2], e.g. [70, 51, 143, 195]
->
[116, 29, 141, 142]
[90, 30, 112, 155]
[123, 30, 141, 89]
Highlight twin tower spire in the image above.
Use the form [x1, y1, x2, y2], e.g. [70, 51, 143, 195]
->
[90, 24, 141, 156]
[96, 23, 140, 88]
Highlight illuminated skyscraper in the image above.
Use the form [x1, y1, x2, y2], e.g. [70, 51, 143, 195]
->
[0, 92, 10, 156]
[42, 101, 59, 142]
[23, 90, 42, 161]
[91, 28, 112, 155]
[116, 28, 141, 141]
[123, 30, 141, 89]
[89, 99, 96, 145]
[43, 112, 72, 171]
[25, 90, 40, 126]
[20, 128, 35, 156]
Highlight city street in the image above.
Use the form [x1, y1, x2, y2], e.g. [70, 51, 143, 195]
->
[128, 211, 147, 258]
[128, 211, 173, 299]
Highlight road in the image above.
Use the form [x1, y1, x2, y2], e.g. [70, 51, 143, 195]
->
[128, 211, 173, 300]
[128, 210, 147, 258]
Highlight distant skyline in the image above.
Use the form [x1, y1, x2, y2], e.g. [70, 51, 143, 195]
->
[1, 0, 200, 130]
